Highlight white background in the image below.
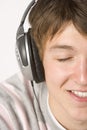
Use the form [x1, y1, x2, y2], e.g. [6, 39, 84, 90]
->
[0, 0, 32, 81]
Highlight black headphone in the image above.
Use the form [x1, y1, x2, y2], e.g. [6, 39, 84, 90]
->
[15, 0, 45, 83]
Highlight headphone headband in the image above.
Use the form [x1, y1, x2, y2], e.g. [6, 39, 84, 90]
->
[16, 0, 35, 42]
[20, 0, 35, 27]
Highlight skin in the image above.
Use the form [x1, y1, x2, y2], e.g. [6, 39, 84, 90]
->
[43, 23, 87, 130]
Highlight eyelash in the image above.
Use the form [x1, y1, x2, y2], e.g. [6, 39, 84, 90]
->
[58, 57, 73, 62]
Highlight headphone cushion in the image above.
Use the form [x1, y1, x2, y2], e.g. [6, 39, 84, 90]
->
[27, 30, 45, 83]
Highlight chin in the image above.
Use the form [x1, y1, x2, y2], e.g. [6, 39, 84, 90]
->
[70, 108, 87, 122]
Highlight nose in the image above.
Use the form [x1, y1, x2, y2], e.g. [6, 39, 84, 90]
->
[72, 58, 87, 86]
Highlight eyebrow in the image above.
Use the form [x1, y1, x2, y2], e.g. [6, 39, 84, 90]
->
[50, 45, 74, 51]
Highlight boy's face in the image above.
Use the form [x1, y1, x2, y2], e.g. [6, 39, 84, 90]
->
[43, 23, 87, 125]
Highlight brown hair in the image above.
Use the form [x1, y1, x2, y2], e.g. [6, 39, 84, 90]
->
[29, 0, 87, 58]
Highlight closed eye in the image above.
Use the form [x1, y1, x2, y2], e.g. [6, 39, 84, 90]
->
[58, 57, 73, 62]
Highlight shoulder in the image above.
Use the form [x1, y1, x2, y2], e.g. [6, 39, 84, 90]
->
[0, 72, 34, 104]
[0, 72, 34, 130]
[0, 72, 48, 130]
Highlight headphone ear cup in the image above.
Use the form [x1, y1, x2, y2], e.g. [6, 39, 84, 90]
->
[27, 30, 45, 83]
[16, 26, 45, 83]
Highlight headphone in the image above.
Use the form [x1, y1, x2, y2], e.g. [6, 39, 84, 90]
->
[15, 0, 45, 83]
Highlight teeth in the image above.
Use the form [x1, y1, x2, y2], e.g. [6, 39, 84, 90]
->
[71, 91, 87, 98]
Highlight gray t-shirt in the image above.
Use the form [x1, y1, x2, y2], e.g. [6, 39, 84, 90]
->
[0, 72, 65, 130]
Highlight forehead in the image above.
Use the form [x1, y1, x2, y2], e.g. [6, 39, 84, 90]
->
[45, 23, 87, 51]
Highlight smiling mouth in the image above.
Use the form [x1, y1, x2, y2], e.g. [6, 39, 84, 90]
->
[71, 90, 87, 98]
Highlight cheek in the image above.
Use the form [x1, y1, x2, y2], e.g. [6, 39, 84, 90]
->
[44, 61, 72, 86]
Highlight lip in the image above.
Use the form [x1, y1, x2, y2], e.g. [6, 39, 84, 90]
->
[68, 90, 87, 102]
